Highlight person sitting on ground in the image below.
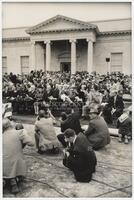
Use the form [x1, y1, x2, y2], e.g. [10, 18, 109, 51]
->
[57, 111, 83, 147]
[3, 119, 34, 194]
[63, 128, 97, 182]
[57, 112, 68, 148]
[35, 109, 60, 154]
[84, 106, 110, 150]
[15, 123, 34, 148]
[117, 108, 132, 144]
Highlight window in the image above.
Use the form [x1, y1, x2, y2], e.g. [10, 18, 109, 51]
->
[111, 53, 123, 72]
[2, 57, 7, 75]
[21, 56, 29, 74]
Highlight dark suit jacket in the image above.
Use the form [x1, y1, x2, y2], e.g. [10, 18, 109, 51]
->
[63, 132, 97, 182]
[85, 116, 110, 150]
[108, 95, 124, 110]
[61, 112, 82, 134]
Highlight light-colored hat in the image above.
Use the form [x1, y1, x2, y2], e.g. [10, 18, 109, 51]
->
[89, 107, 98, 114]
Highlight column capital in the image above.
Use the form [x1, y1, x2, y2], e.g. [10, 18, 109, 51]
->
[31, 41, 36, 45]
[44, 40, 51, 45]
[69, 39, 77, 43]
[86, 38, 93, 43]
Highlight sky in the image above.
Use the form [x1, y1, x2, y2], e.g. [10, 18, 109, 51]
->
[2, 2, 131, 28]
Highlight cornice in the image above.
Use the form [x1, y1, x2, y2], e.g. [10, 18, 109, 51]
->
[2, 37, 30, 42]
[29, 27, 97, 35]
[2, 30, 131, 43]
[98, 30, 131, 37]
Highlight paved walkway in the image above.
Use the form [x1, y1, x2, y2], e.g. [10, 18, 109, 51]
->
[3, 124, 132, 198]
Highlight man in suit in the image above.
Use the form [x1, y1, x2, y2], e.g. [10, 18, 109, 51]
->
[61, 111, 82, 134]
[57, 111, 83, 147]
[85, 107, 110, 150]
[103, 90, 124, 124]
[63, 129, 97, 182]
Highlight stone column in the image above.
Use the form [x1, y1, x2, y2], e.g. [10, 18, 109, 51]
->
[87, 39, 93, 74]
[107, 61, 111, 74]
[44, 40, 51, 72]
[31, 41, 36, 70]
[70, 39, 76, 74]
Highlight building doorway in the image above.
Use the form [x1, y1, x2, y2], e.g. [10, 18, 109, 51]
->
[60, 62, 71, 73]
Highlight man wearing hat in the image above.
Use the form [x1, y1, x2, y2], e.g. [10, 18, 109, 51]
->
[63, 128, 97, 182]
[85, 106, 110, 150]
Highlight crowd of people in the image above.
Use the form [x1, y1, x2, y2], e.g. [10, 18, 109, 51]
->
[3, 70, 132, 118]
[2, 70, 132, 195]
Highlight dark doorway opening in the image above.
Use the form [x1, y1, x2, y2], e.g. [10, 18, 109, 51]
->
[60, 62, 71, 73]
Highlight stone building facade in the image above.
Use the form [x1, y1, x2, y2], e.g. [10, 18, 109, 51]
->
[2, 15, 131, 75]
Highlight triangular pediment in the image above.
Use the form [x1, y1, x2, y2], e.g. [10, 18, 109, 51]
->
[26, 15, 98, 34]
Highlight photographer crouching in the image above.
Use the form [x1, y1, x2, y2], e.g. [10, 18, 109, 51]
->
[63, 128, 97, 182]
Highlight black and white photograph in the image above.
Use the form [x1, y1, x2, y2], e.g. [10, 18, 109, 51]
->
[2, 1, 132, 198]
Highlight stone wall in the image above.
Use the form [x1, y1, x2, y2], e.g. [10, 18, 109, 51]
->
[2, 34, 131, 75]
[93, 34, 131, 74]
[2, 40, 31, 74]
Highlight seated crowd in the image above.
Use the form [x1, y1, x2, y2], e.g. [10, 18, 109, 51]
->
[3, 70, 131, 120]
[2, 70, 132, 194]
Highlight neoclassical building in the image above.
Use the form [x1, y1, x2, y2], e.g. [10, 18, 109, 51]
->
[2, 15, 131, 75]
